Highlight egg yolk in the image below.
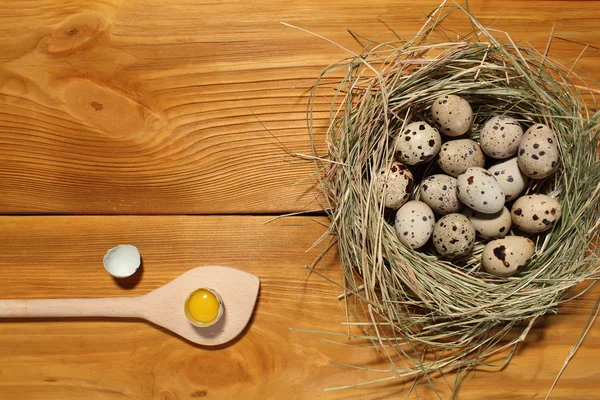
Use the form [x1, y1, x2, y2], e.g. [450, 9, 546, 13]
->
[186, 289, 221, 325]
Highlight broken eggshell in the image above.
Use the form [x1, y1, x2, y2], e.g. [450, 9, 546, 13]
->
[103, 245, 141, 278]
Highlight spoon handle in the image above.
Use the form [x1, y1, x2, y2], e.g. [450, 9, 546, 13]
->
[0, 297, 143, 319]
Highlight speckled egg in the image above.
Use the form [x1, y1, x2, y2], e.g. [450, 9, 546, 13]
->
[456, 167, 505, 214]
[511, 194, 562, 233]
[394, 201, 435, 248]
[438, 139, 486, 177]
[432, 213, 476, 258]
[462, 206, 511, 239]
[431, 94, 473, 137]
[375, 161, 414, 210]
[482, 236, 535, 277]
[418, 174, 463, 215]
[517, 123, 560, 179]
[394, 121, 442, 166]
[488, 157, 529, 202]
[480, 116, 524, 159]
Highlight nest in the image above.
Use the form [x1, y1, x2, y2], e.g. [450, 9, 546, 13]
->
[307, 3, 600, 395]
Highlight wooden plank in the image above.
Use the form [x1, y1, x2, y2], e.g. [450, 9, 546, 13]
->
[0, 216, 598, 398]
[0, 1, 599, 214]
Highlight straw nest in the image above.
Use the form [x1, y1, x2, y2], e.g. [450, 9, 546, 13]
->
[307, 3, 600, 394]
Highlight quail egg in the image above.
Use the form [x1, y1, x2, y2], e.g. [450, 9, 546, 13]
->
[375, 161, 414, 210]
[479, 116, 523, 159]
[418, 174, 463, 215]
[517, 123, 560, 179]
[511, 194, 562, 233]
[482, 236, 535, 277]
[394, 201, 435, 248]
[432, 213, 476, 258]
[456, 167, 505, 214]
[394, 121, 442, 166]
[462, 206, 512, 239]
[438, 139, 486, 177]
[431, 94, 473, 137]
[488, 157, 529, 202]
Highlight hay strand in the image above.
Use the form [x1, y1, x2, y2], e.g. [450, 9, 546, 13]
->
[305, 2, 600, 395]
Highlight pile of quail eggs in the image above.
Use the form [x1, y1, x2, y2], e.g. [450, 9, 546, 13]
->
[377, 94, 562, 277]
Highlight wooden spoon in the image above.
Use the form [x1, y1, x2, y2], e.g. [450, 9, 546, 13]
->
[0, 266, 260, 346]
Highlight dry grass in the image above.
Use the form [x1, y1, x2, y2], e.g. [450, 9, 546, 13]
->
[303, 2, 600, 397]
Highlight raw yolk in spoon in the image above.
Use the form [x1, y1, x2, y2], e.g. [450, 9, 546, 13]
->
[186, 288, 221, 325]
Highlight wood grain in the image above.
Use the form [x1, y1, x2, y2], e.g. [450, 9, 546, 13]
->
[0, 216, 599, 399]
[1, 1, 600, 399]
[0, 0, 599, 214]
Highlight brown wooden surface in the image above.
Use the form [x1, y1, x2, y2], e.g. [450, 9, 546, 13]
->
[0, 1, 599, 399]
[0, 216, 391, 400]
[0, 216, 599, 400]
[1, 0, 599, 214]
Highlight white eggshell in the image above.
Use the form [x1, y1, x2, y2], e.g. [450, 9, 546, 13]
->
[431, 94, 473, 137]
[376, 161, 414, 210]
[438, 139, 486, 177]
[394, 121, 442, 166]
[462, 206, 511, 239]
[482, 236, 535, 277]
[395, 201, 435, 248]
[456, 167, 505, 214]
[517, 123, 560, 179]
[480, 116, 524, 159]
[103, 245, 141, 278]
[432, 213, 476, 258]
[418, 174, 463, 215]
[511, 194, 562, 233]
[488, 157, 529, 202]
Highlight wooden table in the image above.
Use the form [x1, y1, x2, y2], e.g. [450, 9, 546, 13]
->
[0, 1, 599, 398]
